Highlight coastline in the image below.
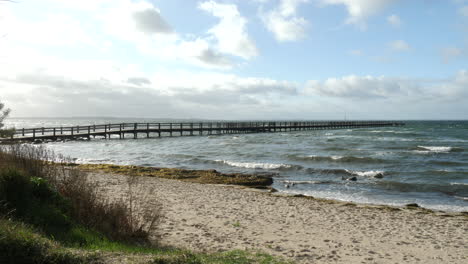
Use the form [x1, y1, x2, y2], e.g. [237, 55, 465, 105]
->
[84, 166, 468, 264]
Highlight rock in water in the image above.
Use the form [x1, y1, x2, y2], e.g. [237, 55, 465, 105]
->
[374, 173, 384, 179]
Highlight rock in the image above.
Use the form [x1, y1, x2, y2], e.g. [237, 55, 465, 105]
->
[342, 176, 357, 181]
[285, 184, 290, 188]
[269, 188, 278, 193]
[374, 173, 384, 179]
[405, 203, 420, 208]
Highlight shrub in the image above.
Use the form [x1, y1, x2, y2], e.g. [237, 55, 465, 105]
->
[0, 144, 162, 245]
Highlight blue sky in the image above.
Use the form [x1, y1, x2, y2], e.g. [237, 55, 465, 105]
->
[0, 0, 467, 120]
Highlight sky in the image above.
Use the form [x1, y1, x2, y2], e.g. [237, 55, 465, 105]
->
[0, 0, 467, 120]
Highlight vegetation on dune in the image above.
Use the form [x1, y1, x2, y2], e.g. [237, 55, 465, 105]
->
[0, 144, 289, 263]
[78, 163, 274, 188]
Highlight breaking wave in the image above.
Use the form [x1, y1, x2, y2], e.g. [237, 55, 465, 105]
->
[214, 160, 299, 170]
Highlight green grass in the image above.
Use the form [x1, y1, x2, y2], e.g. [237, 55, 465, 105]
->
[0, 166, 292, 263]
[0, 218, 101, 264]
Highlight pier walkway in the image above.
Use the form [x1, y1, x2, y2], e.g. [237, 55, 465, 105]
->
[3, 121, 405, 142]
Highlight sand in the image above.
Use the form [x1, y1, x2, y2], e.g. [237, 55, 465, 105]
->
[88, 172, 468, 264]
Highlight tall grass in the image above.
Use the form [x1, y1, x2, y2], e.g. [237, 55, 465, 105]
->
[0, 144, 162, 245]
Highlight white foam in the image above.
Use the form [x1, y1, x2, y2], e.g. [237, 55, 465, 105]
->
[282, 180, 320, 184]
[215, 160, 291, 169]
[417, 146, 453, 153]
[450, 182, 468, 186]
[331, 156, 343, 160]
[347, 170, 385, 177]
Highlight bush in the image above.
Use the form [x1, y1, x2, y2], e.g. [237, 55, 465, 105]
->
[0, 169, 72, 237]
[0, 144, 162, 245]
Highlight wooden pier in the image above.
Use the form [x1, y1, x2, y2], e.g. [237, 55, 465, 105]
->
[3, 121, 405, 142]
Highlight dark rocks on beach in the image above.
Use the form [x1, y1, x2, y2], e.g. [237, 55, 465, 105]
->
[269, 188, 278, 193]
[293, 194, 306, 198]
[405, 203, 420, 208]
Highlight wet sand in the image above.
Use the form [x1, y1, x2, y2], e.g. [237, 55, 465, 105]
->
[89, 172, 468, 264]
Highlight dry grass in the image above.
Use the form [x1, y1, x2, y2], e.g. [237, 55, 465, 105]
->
[0, 144, 162, 245]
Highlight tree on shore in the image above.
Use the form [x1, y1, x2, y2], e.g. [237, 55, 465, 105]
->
[0, 101, 13, 138]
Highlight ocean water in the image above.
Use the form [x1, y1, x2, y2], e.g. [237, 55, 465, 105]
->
[5, 119, 468, 212]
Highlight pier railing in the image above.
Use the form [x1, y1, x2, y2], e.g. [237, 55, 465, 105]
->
[4, 121, 405, 142]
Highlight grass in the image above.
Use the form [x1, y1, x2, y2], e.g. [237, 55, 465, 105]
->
[0, 144, 291, 264]
[0, 218, 102, 264]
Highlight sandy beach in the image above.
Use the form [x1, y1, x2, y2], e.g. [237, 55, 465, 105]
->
[88, 171, 468, 264]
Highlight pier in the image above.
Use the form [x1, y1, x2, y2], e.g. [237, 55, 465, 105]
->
[3, 121, 405, 142]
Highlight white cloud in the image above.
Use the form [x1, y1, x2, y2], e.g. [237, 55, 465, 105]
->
[387, 14, 402, 27]
[198, 1, 258, 59]
[459, 6, 468, 16]
[0, 54, 296, 118]
[321, 0, 399, 28]
[304, 75, 411, 98]
[0, 7, 95, 47]
[261, 0, 309, 42]
[303, 71, 468, 101]
[389, 40, 410, 51]
[441, 46, 464, 63]
[349, 49, 363, 56]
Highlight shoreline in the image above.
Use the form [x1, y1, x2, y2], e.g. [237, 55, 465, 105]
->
[84, 166, 468, 264]
[79, 163, 468, 214]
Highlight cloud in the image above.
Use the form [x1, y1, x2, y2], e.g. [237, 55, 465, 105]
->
[349, 49, 363, 56]
[321, 0, 399, 28]
[0, 7, 95, 48]
[0, 56, 297, 118]
[441, 47, 463, 63]
[389, 40, 410, 51]
[459, 5, 468, 17]
[127, 77, 151, 86]
[261, 0, 309, 42]
[100, 0, 174, 40]
[198, 1, 258, 59]
[387, 14, 402, 27]
[304, 75, 411, 98]
[303, 71, 468, 102]
[132, 8, 173, 34]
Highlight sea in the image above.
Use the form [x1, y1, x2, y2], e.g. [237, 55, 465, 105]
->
[5, 118, 468, 212]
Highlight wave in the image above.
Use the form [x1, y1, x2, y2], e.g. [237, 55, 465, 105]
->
[281, 180, 331, 185]
[305, 168, 385, 178]
[288, 154, 386, 164]
[415, 146, 463, 153]
[346, 170, 385, 178]
[450, 182, 468, 186]
[214, 160, 299, 170]
[454, 196, 468, 202]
